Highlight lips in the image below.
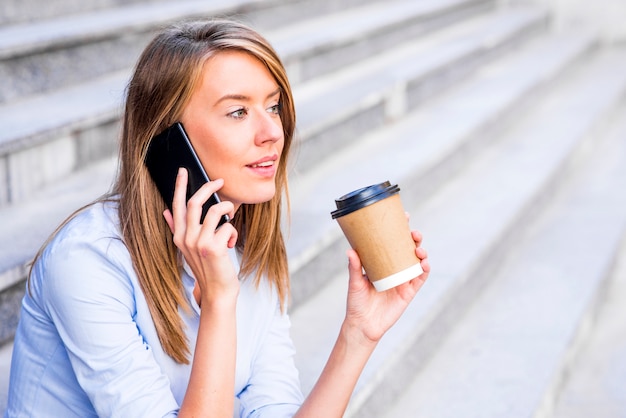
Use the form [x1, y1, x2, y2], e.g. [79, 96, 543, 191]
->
[246, 154, 278, 168]
[248, 160, 274, 168]
[245, 154, 278, 178]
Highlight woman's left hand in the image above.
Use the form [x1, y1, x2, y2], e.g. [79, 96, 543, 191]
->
[295, 231, 429, 417]
[343, 229, 430, 346]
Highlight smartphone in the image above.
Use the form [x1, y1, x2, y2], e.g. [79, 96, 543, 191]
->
[145, 122, 229, 226]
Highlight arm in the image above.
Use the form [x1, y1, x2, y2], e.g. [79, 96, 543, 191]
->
[179, 295, 238, 417]
[296, 231, 430, 417]
[165, 169, 240, 418]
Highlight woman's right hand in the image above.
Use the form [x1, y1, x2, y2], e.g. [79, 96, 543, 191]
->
[164, 168, 238, 417]
[163, 167, 239, 304]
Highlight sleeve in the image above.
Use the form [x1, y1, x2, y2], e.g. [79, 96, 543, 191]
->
[40, 236, 180, 418]
[237, 303, 304, 418]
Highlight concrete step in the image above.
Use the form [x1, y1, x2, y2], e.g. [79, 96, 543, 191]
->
[0, 0, 500, 206]
[552, 224, 626, 418]
[268, 0, 495, 84]
[380, 87, 626, 418]
[1, 0, 180, 26]
[287, 29, 595, 307]
[0, 341, 11, 414]
[0, 71, 127, 205]
[289, 44, 626, 417]
[293, 5, 548, 172]
[0, 0, 272, 104]
[0, 0, 385, 27]
[0, 0, 491, 105]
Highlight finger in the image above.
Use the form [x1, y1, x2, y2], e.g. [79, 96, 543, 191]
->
[411, 229, 423, 245]
[408, 258, 430, 292]
[163, 209, 174, 234]
[186, 178, 225, 226]
[171, 168, 189, 244]
[416, 246, 427, 260]
[409, 274, 427, 292]
[227, 231, 238, 249]
[201, 200, 234, 232]
[194, 221, 238, 258]
[214, 222, 238, 249]
[420, 256, 431, 274]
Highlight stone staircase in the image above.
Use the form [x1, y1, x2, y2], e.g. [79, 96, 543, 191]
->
[2, 0, 626, 416]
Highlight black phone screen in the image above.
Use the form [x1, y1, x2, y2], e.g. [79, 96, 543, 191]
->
[145, 122, 229, 226]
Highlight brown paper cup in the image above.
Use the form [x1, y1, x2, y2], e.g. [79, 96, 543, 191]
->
[331, 181, 423, 291]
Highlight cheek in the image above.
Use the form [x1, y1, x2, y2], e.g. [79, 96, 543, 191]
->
[196, 146, 224, 178]
[192, 128, 243, 179]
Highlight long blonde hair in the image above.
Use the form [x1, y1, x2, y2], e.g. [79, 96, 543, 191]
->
[32, 19, 295, 364]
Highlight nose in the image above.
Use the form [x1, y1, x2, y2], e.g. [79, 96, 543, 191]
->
[254, 109, 283, 146]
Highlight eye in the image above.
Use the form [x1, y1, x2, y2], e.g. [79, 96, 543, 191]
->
[228, 107, 248, 119]
[267, 103, 281, 115]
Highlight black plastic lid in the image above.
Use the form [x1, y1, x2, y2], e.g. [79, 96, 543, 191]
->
[331, 181, 400, 219]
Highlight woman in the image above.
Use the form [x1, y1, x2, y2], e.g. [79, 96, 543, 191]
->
[4, 19, 429, 417]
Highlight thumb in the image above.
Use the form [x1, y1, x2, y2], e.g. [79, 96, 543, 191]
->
[347, 249, 369, 287]
[347, 249, 362, 274]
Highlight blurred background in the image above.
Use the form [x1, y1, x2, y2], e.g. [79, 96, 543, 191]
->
[1, 0, 625, 416]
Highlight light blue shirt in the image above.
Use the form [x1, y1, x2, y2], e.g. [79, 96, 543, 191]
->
[4, 200, 303, 417]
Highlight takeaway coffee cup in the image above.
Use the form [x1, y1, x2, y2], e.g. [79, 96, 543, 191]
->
[331, 181, 423, 291]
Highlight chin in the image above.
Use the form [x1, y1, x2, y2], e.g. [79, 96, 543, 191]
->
[248, 191, 277, 205]
[233, 186, 277, 206]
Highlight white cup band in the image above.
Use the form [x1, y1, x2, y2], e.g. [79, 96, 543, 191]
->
[372, 262, 424, 292]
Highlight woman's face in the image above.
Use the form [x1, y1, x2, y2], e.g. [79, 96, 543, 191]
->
[181, 50, 284, 212]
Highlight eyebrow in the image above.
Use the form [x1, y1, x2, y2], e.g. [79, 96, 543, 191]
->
[215, 88, 281, 105]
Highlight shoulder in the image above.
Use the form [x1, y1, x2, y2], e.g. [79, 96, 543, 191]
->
[57, 198, 122, 240]
[44, 199, 125, 261]
[31, 199, 137, 313]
